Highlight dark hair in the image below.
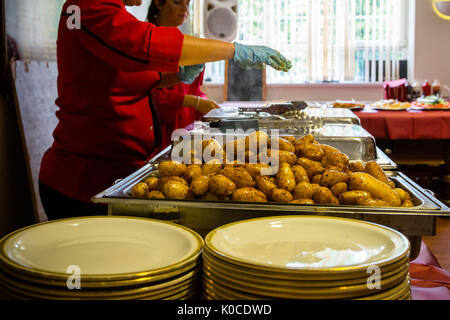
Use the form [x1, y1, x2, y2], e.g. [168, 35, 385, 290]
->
[147, 0, 166, 24]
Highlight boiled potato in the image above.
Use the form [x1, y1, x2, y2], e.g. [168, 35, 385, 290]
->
[348, 172, 401, 207]
[321, 152, 349, 168]
[159, 161, 187, 177]
[209, 174, 236, 196]
[387, 180, 396, 189]
[278, 150, 297, 166]
[244, 150, 258, 164]
[264, 149, 297, 166]
[245, 131, 269, 152]
[255, 175, 278, 198]
[306, 164, 325, 179]
[331, 182, 347, 197]
[295, 143, 324, 161]
[282, 136, 296, 144]
[201, 192, 229, 201]
[189, 150, 202, 165]
[158, 176, 188, 190]
[349, 161, 366, 173]
[245, 163, 272, 179]
[131, 182, 149, 198]
[394, 188, 410, 203]
[202, 161, 223, 176]
[326, 163, 349, 173]
[356, 197, 389, 207]
[201, 139, 223, 158]
[184, 164, 202, 183]
[296, 157, 322, 170]
[365, 161, 390, 184]
[147, 191, 165, 199]
[294, 134, 315, 145]
[232, 188, 268, 202]
[320, 144, 341, 156]
[276, 162, 296, 192]
[289, 199, 315, 205]
[320, 170, 349, 187]
[219, 166, 255, 189]
[339, 191, 371, 205]
[313, 186, 340, 205]
[271, 188, 294, 202]
[161, 180, 190, 199]
[190, 175, 210, 196]
[402, 199, 414, 207]
[269, 137, 296, 154]
[311, 183, 321, 194]
[311, 174, 322, 185]
[143, 177, 159, 191]
[292, 165, 310, 184]
[293, 182, 314, 200]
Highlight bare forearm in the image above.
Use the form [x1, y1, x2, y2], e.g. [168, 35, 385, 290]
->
[179, 35, 235, 66]
[183, 95, 197, 108]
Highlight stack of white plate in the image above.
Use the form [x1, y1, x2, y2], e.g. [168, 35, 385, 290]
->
[202, 216, 411, 300]
[0, 216, 203, 300]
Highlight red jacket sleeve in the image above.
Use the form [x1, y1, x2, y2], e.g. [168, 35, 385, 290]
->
[190, 71, 208, 99]
[151, 88, 186, 124]
[64, 0, 184, 73]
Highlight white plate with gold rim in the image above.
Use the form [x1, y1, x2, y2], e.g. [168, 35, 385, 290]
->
[206, 216, 409, 274]
[0, 216, 203, 280]
[202, 247, 410, 282]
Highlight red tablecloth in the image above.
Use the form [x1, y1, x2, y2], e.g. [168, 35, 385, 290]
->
[353, 109, 450, 140]
[410, 241, 450, 300]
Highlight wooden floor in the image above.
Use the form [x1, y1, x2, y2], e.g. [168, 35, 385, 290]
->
[423, 217, 450, 271]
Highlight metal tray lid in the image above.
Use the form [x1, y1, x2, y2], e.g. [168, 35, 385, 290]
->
[304, 107, 361, 125]
[203, 103, 361, 126]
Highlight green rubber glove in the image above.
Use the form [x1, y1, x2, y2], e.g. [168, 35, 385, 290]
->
[233, 42, 292, 72]
[178, 64, 205, 84]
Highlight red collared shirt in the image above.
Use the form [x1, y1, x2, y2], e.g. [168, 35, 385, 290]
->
[39, 0, 184, 202]
[152, 71, 207, 148]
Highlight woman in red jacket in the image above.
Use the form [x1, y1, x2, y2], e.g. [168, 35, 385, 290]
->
[148, 0, 219, 149]
[39, 0, 292, 220]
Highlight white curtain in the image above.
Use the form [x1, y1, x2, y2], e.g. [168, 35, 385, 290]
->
[231, 0, 407, 84]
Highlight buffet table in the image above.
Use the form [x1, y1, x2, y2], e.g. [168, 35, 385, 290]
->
[352, 109, 450, 140]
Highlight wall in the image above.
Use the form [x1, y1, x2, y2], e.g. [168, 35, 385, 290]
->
[414, 0, 450, 90]
[205, 0, 450, 102]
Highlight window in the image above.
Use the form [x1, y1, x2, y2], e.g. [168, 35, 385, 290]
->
[204, 0, 410, 84]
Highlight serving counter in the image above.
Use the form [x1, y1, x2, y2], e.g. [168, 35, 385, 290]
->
[92, 103, 450, 261]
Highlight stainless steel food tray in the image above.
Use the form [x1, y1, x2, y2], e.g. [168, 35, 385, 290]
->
[173, 124, 396, 170]
[92, 161, 449, 239]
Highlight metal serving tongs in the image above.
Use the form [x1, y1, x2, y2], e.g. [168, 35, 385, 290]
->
[237, 101, 308, 116]
[209, 110, 323, 134]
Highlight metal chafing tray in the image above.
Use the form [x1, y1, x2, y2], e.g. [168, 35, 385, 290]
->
[203, 103, 360, 126]
[92, 150, 449, 259]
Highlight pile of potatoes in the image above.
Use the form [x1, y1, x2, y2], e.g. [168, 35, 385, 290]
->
[131, 132, 413, 208]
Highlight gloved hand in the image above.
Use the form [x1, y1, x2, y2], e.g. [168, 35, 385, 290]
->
[178, 64, 205, 84]
[194, 97, 220, 114]
[233, 42, 292, 72]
